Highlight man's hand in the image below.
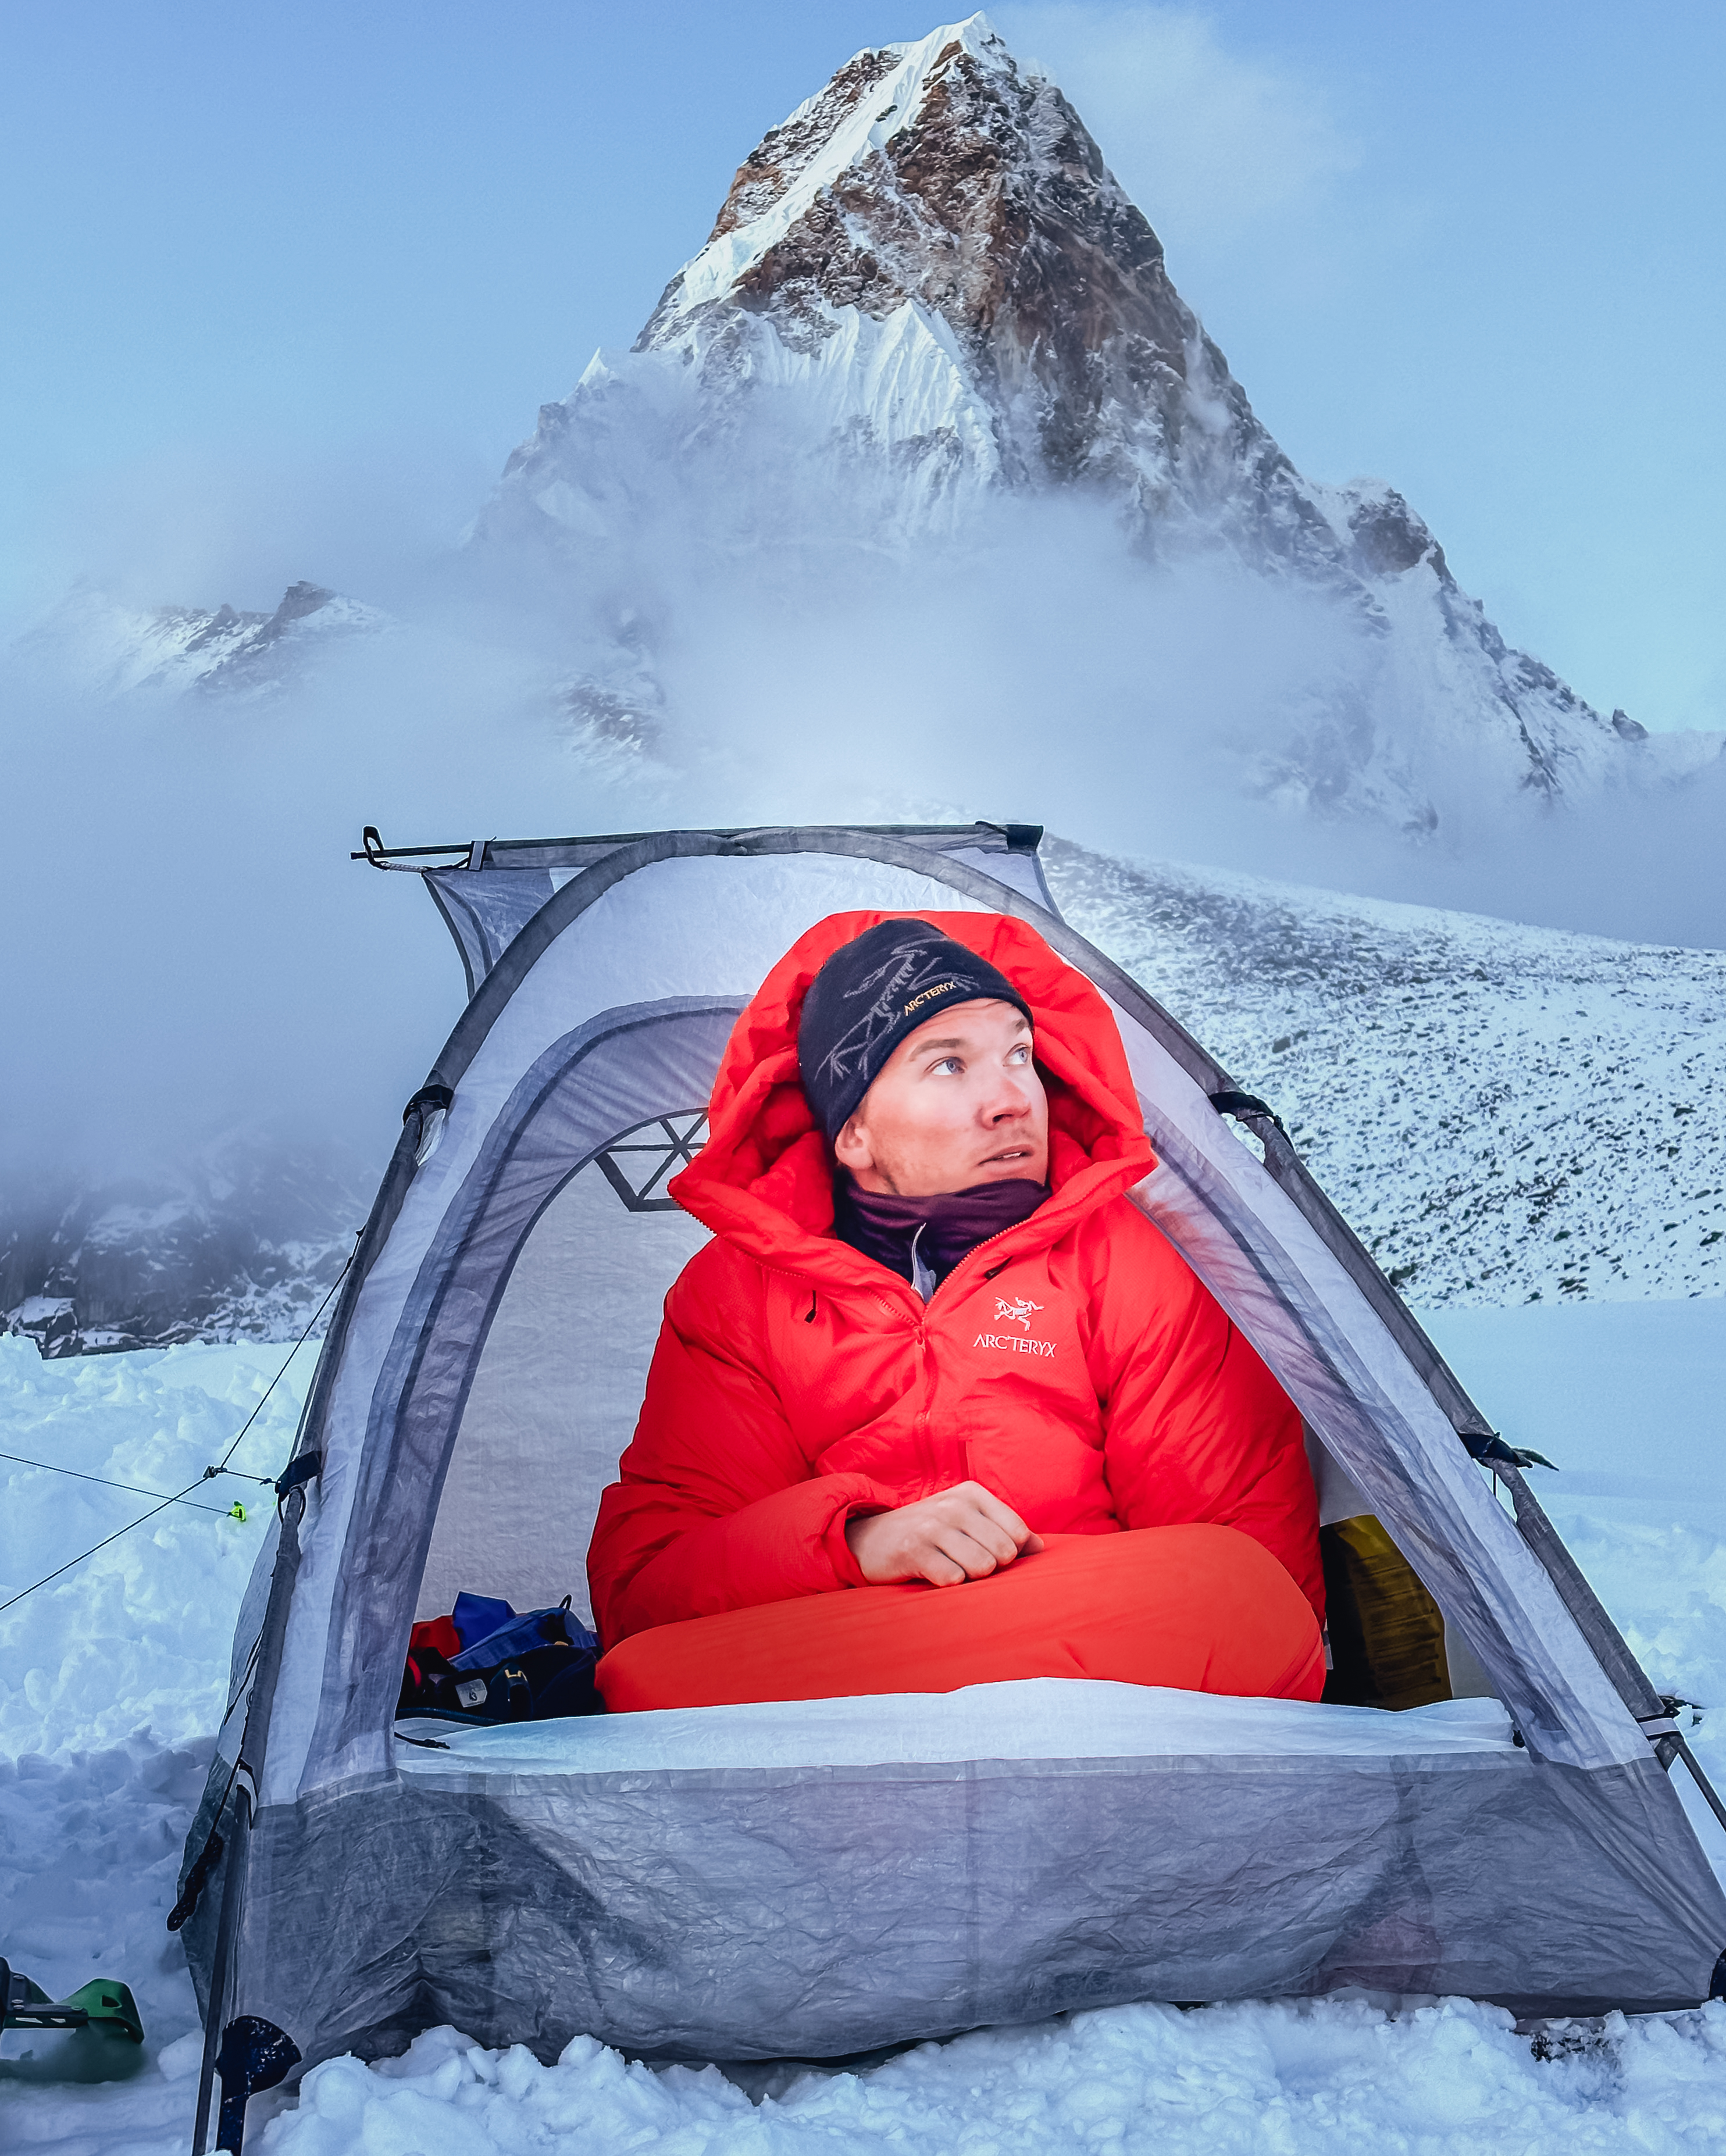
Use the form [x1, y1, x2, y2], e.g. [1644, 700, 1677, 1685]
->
[845, 1481, 1044, 1587]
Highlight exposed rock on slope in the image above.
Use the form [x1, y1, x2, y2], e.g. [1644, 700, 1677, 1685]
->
[489, 15, 1720, 833]
[1047, 838, 1726, 1307]
[1, 1138, 365, 1357]
[19, 580, 384, 699]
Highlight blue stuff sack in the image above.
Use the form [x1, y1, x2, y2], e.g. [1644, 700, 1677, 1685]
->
[449, 1598, 581, 1671]
[450, 1593, 516, 1650]
[398, 1593, 604, 1724]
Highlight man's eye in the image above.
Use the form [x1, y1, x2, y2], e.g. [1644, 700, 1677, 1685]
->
[933, 1057, 964, 1076]
[1007, 1045, 1028, 1065]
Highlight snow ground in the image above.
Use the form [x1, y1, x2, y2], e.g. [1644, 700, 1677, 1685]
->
[2, 1308, 1724, 2153]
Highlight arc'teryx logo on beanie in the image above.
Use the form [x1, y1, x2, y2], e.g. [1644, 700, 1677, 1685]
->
[797, 919, 1035, 1141]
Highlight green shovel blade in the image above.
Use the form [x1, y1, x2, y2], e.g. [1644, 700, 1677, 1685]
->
[3, 1977, 144, 2046]
[57, 1980, 144, 2045]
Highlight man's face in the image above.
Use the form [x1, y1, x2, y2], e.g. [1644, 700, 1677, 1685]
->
[833, 998, 1049, 1198]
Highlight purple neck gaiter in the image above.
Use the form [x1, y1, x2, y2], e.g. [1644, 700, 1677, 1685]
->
[833, 1172, 1048, 1299]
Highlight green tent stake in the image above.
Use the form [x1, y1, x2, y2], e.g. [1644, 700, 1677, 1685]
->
[1, 1958, 144, 2046]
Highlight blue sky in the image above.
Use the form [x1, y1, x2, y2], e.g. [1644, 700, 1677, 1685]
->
[3, 0, 1721, 730]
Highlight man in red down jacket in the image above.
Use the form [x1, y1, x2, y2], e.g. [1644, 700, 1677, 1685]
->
[588, 911, 1324, 1712]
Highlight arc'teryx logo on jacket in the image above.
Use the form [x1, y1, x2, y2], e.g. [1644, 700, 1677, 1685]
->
[976, 1294, 1054, 1358]
[974, 1328, 1057, 1359]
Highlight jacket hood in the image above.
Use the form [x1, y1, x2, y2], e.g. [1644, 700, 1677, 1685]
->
[670, 911, 1156, 1291]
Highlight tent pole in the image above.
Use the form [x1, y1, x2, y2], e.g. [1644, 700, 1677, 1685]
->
[190, 1775, 248, 2154]
[188, 1478, 313, 2153]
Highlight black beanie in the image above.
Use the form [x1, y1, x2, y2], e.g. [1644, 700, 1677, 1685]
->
[797, 919, 1035, 1142]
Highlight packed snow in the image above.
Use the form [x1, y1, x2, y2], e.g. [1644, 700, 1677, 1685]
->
[1, 1340, 310, 2149]
[2, 1299, 1723, 2152]
[250, 2001, 1726, 2153]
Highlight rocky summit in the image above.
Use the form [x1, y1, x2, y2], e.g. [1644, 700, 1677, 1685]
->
[492, 15, 1720, 834]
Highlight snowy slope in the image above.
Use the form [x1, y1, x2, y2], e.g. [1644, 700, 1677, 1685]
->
[486, 15, 1722, 833]
[16, 579, 384, 699]
[1047, 838, 1726, 1307]
[0, 1341, 309, 2143]
[3, 1316, 1724, 2148]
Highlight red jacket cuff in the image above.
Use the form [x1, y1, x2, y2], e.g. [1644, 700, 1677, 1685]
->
[821, 1484, 894, 1589]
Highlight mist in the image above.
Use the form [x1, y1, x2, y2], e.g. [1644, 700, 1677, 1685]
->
[4, 414, 1723, 1218]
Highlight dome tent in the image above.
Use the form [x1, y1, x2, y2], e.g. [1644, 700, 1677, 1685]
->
[179, 823, 1726, 2150]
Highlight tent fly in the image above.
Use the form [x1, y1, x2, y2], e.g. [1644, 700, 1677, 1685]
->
[177, 823, 1726, 2152]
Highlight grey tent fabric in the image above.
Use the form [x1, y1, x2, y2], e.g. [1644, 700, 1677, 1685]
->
[418, 822, 1058, 996]
[425, 866, 557, 998]
[181, 827, 1726, 2125]
[318, 995, 740, 1758]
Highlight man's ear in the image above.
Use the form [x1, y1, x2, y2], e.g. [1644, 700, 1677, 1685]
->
[833, 1113, 873, 1175]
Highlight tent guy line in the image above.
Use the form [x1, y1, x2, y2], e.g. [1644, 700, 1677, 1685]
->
[200, 1252, 355, 1487]
[0, 1481, 211, 1614]
[0, 1254, 351, 1616]
[0, 1450, 249, 1512]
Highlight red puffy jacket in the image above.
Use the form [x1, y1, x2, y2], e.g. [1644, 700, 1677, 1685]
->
[588, 911, 1323, 1647]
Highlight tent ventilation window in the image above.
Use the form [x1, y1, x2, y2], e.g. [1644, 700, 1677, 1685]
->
[595, 1112, 709, 1212]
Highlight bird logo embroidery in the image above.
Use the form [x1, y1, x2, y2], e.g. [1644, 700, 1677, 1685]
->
[994, 1295, 1043, 1330]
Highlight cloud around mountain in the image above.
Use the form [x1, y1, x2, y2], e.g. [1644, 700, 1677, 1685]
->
[3, 13, 1724, 1345]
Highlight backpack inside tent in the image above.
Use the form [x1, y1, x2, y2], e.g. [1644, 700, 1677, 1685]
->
[178, 823, 1726, 2148]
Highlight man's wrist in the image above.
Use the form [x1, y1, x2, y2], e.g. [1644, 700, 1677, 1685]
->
[837, 1501, 890, 1584]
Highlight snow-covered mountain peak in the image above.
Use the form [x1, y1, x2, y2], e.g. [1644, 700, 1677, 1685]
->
[490, 17, 1721, 833]
[656, 17, 1024, 319]
[24, 20, 1715, 847]
[633, 12, 1203, 509]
